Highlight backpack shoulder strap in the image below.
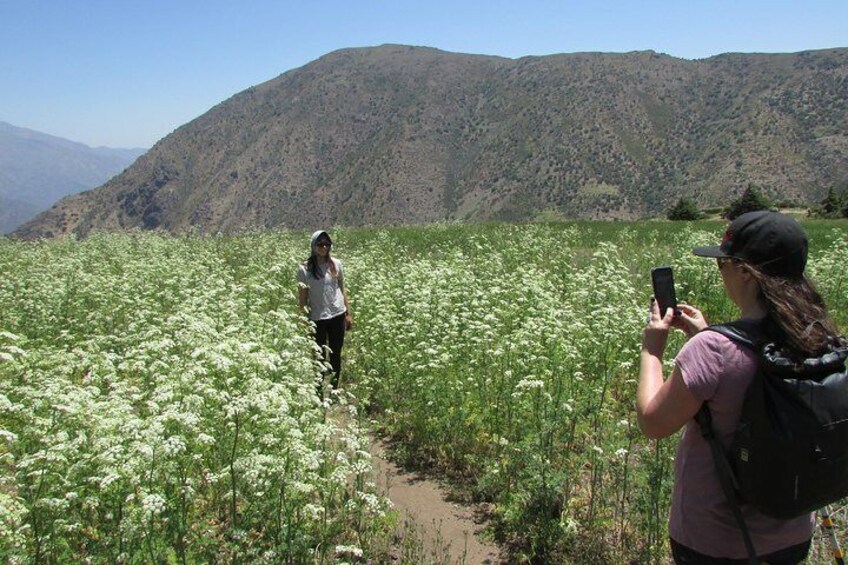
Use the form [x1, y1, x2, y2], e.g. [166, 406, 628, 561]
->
[703, 320, 764, 351]
[694, 404, 759, 563]
[695, 319, 764, 564]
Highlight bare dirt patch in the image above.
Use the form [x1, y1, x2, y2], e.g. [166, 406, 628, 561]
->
[369, 437, 504, 564]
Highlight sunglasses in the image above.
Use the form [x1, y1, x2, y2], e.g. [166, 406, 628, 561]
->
[316, 241, 332, 248]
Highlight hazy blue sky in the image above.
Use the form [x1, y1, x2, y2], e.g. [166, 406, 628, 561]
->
[2, 0, 845, 148]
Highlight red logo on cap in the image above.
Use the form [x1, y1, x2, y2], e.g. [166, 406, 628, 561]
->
[722, 228, 733, 245]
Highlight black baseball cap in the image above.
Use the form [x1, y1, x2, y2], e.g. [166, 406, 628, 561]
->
[692, 211, 808, 278]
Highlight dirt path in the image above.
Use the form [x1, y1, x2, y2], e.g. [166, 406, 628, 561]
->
[369, 437, 504, 564]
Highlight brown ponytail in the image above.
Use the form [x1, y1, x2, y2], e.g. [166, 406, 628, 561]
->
[742, 264, 839, 357]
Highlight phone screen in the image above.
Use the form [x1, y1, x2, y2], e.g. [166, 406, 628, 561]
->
[651, 266, 678, 317]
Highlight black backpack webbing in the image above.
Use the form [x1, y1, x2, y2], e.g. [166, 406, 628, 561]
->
[695, 322, 763, 564]
[694, 404, 758, 564]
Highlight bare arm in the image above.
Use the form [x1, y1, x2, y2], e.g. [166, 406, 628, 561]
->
[340, 283, 353, 329]
[298, 287, 308, 312]
[636, 299, 702, 439]
[637, 364, 701, 439]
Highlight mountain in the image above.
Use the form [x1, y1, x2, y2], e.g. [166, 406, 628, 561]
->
[14, 45, 848, 238]
[0, 121, 146, 233]
[0, 195, 41, 235]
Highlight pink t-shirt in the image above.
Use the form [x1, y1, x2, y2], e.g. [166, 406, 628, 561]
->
[668, 329, 815, 558]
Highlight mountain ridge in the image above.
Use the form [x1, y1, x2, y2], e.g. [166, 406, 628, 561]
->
[0, 121, 146, 233]
[14, 45, 848, 238]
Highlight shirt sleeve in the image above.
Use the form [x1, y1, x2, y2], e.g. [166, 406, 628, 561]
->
[296, 264, 307, 286]
[674, 331, 729, 402]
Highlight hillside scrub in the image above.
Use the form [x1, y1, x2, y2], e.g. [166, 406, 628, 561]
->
[17, 47, 848, 238]
[724, 183, 773, 219]
[2, 220, 847, 563]
[811, 185, 848, 219]
[666, 197, 702, 220]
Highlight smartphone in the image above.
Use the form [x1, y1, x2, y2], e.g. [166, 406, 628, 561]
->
[651, 266, 679, 317]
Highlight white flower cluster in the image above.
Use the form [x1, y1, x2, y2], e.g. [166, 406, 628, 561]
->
[3, 223, 844, 563]
[343, 222, 848, 561]
[0, 232, 389, 563]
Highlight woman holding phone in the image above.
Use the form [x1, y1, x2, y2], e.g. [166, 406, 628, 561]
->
[636, 211, 837, 564]
[297, 230, 353, 391]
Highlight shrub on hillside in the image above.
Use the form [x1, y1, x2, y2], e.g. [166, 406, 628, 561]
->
[666, 197, 702, 221]
[774, 199, 804, 209]
[725, 184, 772, 220]
[810, 184, 848, 219]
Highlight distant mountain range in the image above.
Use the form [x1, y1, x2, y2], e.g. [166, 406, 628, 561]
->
[14, 45, 848, 238]
[0, 121, 145, 233]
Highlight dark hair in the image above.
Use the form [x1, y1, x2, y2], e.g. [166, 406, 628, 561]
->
[306, 249, 337, 280]
[741, 263, 838, 357]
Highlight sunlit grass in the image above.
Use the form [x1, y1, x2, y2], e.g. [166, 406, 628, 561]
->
[0, 232, 391, 563]
[2, 218, 846, 563]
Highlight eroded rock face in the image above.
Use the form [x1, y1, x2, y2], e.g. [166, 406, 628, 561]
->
[16, 45, 848, 238]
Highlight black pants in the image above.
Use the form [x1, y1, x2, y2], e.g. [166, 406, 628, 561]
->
[314, 313, 346, 387]
[670, 538, 811, 565]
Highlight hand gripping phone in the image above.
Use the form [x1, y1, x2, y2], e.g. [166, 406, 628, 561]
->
[651, 266, 679, 317]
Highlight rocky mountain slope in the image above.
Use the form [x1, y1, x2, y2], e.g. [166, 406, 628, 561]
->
[15, 45, 848, 238]
[0, 121, 146, 233]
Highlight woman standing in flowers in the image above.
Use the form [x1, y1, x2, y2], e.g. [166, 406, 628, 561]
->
[637, 211, 834, 564]
[297, 230, 353, 389]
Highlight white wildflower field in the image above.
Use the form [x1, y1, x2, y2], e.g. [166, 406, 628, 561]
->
[2, 221, 846, 563]
[0, 233, 389, 564]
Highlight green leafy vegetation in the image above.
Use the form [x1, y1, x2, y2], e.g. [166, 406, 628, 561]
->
[0, 233, 393, 563]
[2, 221, 847, 563]
[666, 197, 703, 221]
[810, 183, 848, 219]
[725, 183, 773, 219]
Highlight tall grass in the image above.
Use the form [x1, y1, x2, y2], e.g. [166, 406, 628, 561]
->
[0, 232, 390, 564]
[2, 219, 847, 563]
[342, 220, 848, 562]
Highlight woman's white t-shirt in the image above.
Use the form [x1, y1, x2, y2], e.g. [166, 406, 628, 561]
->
[296, 258, 346, 321]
